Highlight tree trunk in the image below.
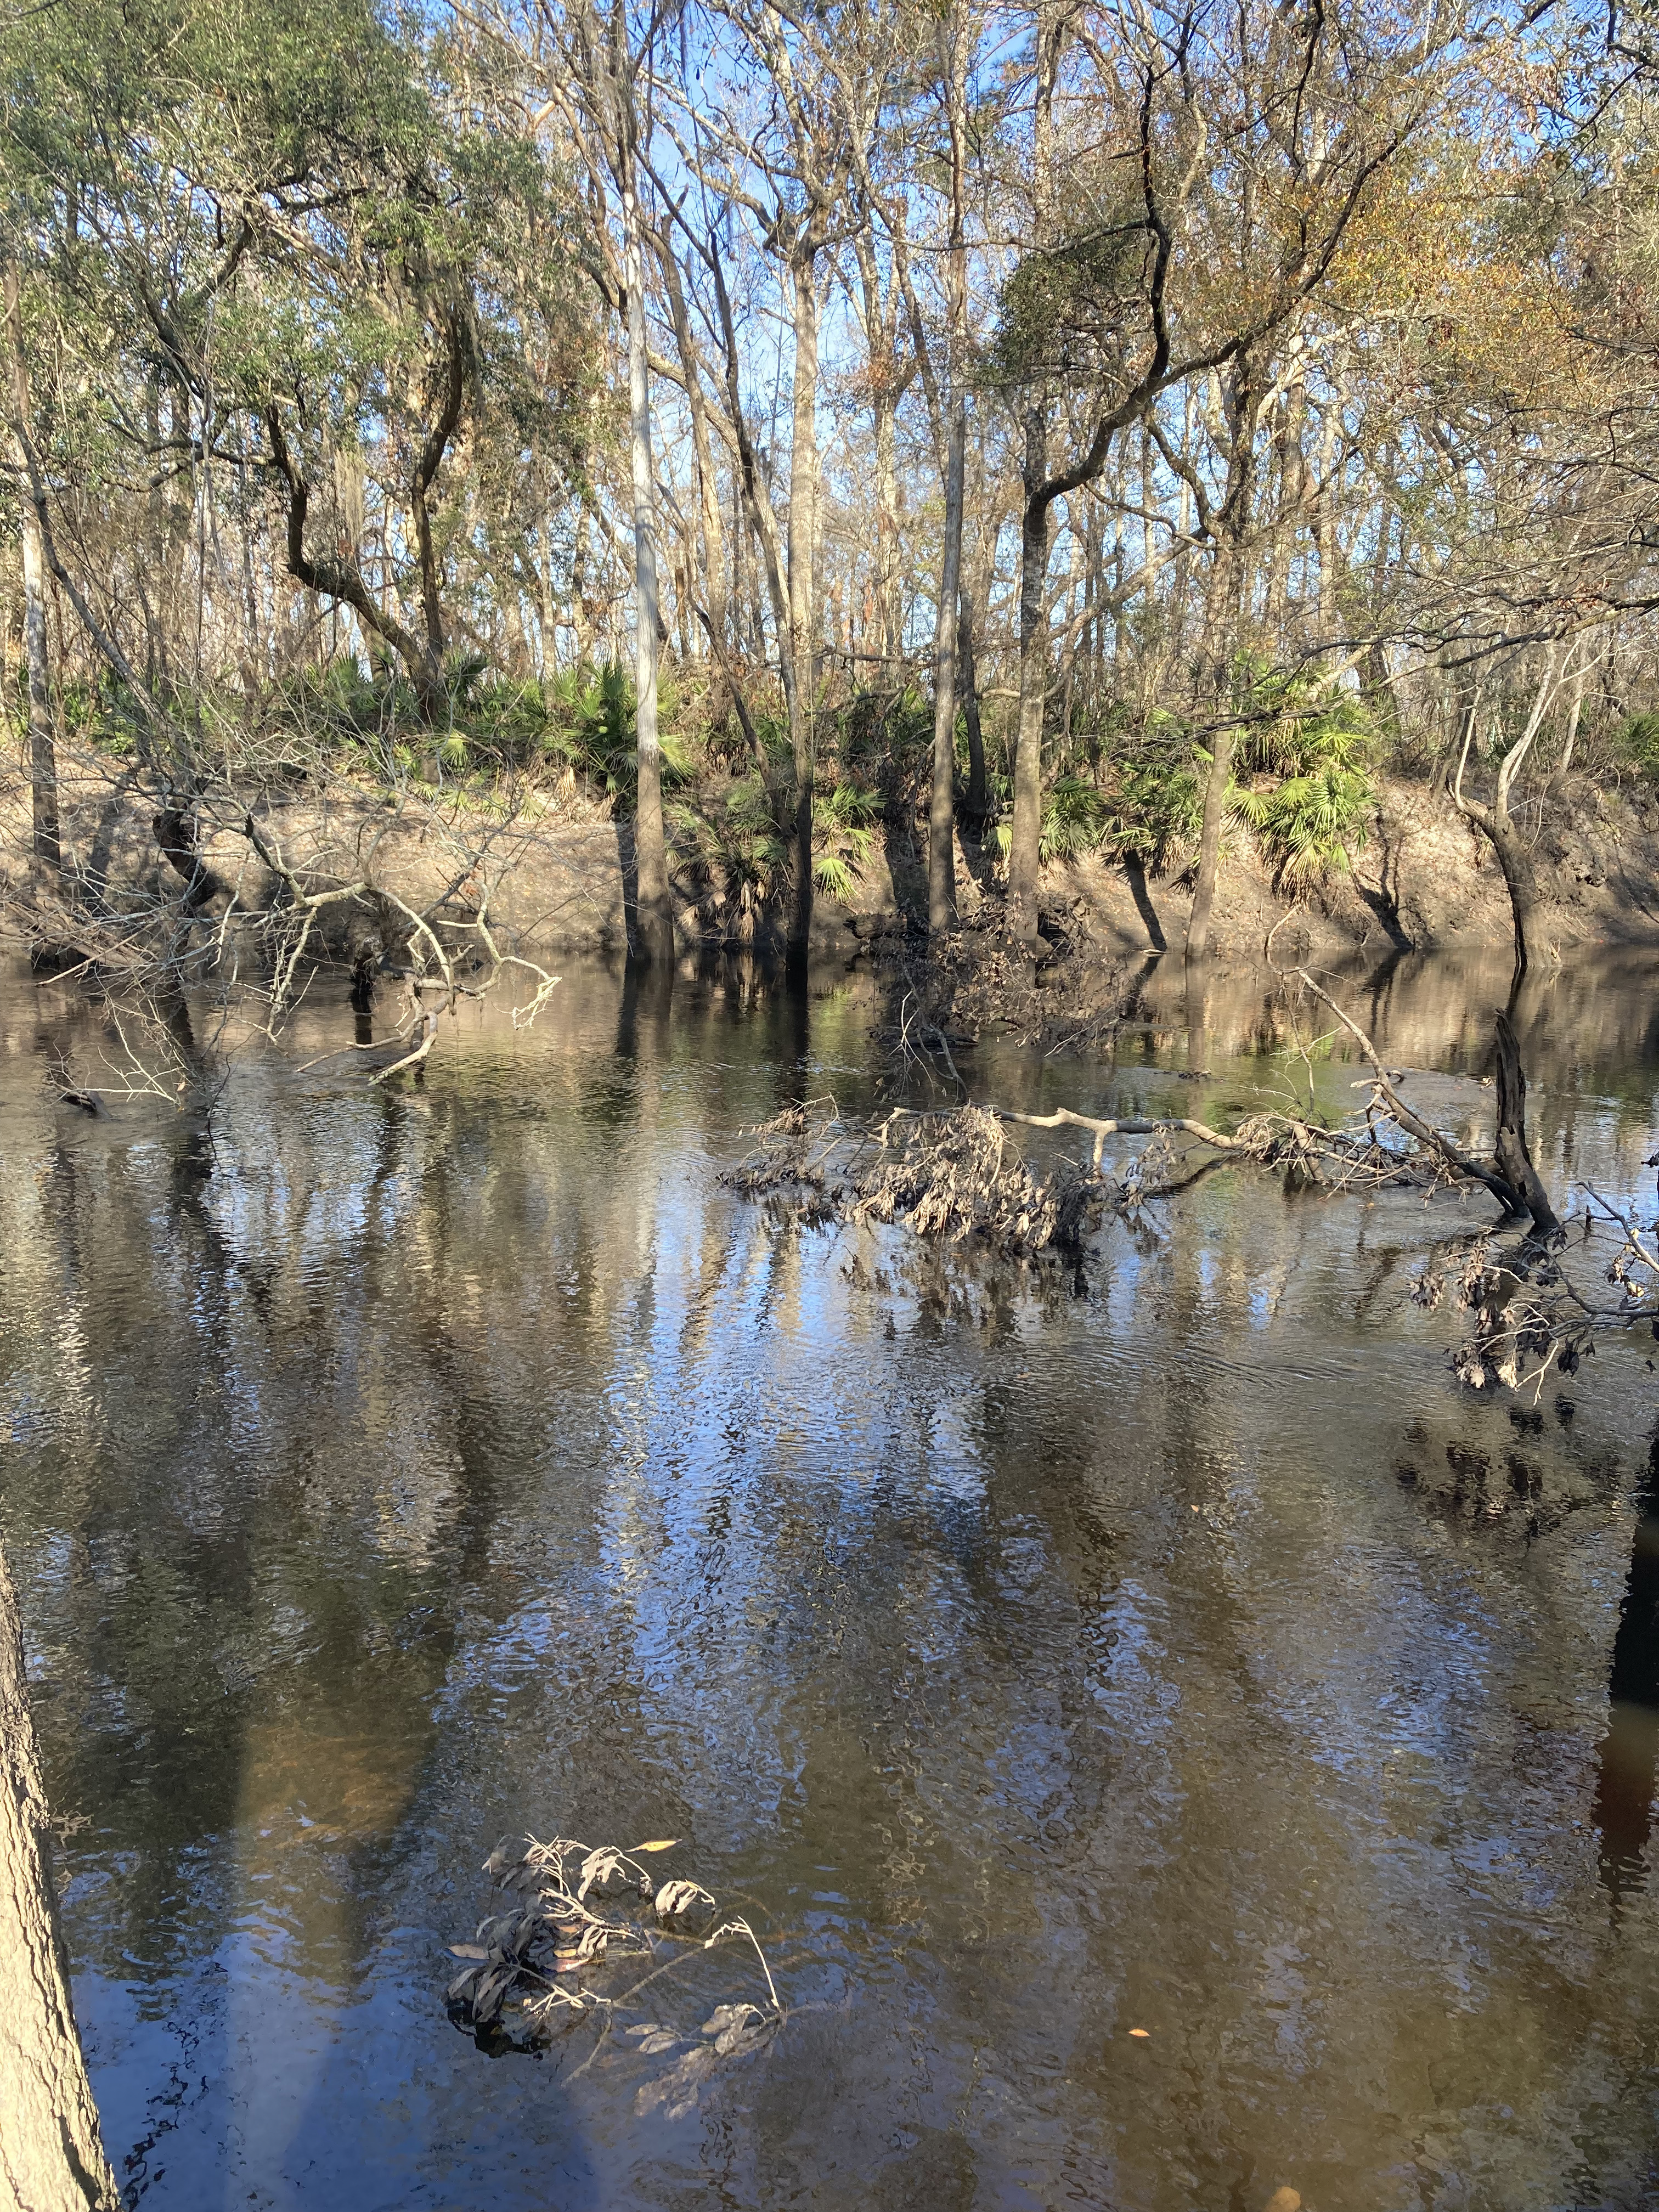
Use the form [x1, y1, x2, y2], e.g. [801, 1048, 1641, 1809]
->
[1186, 362, 1262, 962]
[4, 266, 61, 872]
[785, 244, 822, 967]
[1493, 1012, 1560, 1233]
[0, 1542, 121, 2212]
[1004, 1, 1064, 945]
[927, 13, 969, 940]
[624, 186, 675, 968]
[1007, 408, 1051, 943]
[1488, 815, 1543, 977]
[656, 224, 726, 644]
[1186, 533, 1246, 961]
[1186, 724, 1232, 962]
[928, 389, 965, 935]
[958, 566, 988, 825]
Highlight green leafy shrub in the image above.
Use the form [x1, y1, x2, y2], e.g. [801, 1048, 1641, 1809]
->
[812, 780, 883, 900]
[1234, 761, 1373, 884]
[1229, 665, 1375, 883]
[1615, 712, 1659, 778]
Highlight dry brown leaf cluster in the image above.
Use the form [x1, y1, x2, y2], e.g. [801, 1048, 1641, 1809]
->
[444, 1832, 783, 2118]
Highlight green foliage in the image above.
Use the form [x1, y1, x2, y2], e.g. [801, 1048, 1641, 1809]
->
[839, 684, 934, 800]
[1040, 776, 1110, 862]
[813, 851, 858, 899]
[1228, 663, 1376, 883]
[1039, 713, 1202, 873]
[812, 781, 883, 901]
[524, 663, 689, 802]
[670, 774, 787, 926]
[1615, 712, 1659, 777]
[1234, 762, 1374, 884]
[1103, 753, 1205, 868]
[991, 185, 1150, 385]
[2, 0, 597, 729]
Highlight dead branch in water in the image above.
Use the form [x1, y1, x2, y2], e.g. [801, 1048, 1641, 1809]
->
[725, 978, 1649, 1389]
[444, 1833, 782, 2114]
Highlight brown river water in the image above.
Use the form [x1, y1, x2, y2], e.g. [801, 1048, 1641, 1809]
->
[3, 945, 1658, 2211]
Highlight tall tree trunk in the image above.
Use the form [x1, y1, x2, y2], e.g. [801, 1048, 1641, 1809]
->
[852, 228, 904, 671]
[929, 394, 966, 934]
[4, 267, 61, 872]
[0, 1542, 121, 2212]
[1004, 0, 1064, 944]
[927, 10, 969, 938]
[656, 224, 726, 642]
[1007, 407, 1052, 942]
[958, 541, 990, 825]
[1185, 529, 1245, 962]
[623, 183, 675, 967]
[1314, 375, 1343, 650]
[1452, 662, 1558, 976]
[785, 245, 821, 966]
[1487, 816, 1543, 974]
[1187, 362, 1263, 961]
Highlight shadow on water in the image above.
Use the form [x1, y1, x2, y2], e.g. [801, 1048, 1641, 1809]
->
[1595, 1425, 1659, 1900]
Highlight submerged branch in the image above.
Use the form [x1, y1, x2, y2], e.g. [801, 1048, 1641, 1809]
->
[724, 983, 1637, 1392]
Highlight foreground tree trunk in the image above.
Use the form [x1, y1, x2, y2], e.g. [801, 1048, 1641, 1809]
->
[0, 1543, 121, 2211]
[4, 266, 61, 872]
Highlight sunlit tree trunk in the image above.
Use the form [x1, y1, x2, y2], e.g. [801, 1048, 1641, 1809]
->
[4, 267, 61, 872]
[1005, 1, 1065, 942]
[927, 7, 969, 938]
[1008, 405, 1051, 940]
[1185, 532, 1245, 961]
[623, 182, 674, 967]
[0, 1542, 121, 2212]
[1187, 360, 1263, 962]
[785, 243, 822, 964]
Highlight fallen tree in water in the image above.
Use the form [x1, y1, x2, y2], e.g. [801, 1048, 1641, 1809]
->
[724, 970, 1658, 1391]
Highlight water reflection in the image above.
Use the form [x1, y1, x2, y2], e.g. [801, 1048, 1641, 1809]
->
[3, 947, 1659, 2208]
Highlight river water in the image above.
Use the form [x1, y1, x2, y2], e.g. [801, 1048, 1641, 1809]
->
[3, 946, 1658, 2211]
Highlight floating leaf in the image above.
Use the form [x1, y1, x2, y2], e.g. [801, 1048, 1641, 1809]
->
[1128, 2027, 1150, 2039]
[637, 2030, 679, 2055]
[448, 1943, 487, 1960]
[630, 1838, 681, 1854]
[635, 2042, 718, 2117]
[577, 1847, 629, 1901]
